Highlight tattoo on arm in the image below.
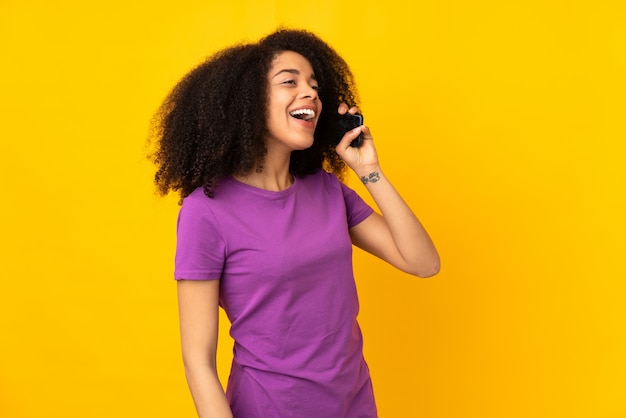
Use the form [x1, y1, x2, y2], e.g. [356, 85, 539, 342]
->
[360, 172, 380, 185]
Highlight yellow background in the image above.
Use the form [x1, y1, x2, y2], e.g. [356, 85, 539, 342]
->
[1, 1, 625, 417]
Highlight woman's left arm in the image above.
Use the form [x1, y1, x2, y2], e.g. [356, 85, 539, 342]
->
[335, 106, 440, 278]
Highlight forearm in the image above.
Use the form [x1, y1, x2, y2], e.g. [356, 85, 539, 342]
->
[357, 165, 440, 277]
[184, 362, 233, 418]
[177, 280, 229, 417]
[333, 116, 439, 276]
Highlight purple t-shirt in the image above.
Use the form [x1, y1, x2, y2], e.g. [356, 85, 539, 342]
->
[175, 169, 377, 418]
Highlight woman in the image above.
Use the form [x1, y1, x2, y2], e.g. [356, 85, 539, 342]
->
[150, 28, 439, 418]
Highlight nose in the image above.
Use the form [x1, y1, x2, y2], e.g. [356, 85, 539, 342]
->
[301, 84, 318, 101]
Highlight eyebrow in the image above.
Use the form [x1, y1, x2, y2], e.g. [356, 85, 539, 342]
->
[272, 68, 317, 80]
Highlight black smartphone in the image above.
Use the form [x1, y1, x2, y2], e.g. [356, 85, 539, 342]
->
[335, 113, 364, 147]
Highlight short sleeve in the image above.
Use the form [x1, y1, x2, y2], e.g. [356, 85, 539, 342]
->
[174, 193, 226, 280]
[339, 181, 374, 228]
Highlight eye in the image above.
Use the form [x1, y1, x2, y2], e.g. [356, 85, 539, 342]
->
[311, 84, 319, 91]
[282, 79, 296, 86]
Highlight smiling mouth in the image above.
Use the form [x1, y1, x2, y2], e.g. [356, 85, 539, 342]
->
[290, 109, 316, 121]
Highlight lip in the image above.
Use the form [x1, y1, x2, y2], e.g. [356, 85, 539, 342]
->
[288, 105, 318, 130]
[289, 105, 318, 115]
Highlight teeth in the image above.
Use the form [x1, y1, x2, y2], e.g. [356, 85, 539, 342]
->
[290, 109, 316, 120]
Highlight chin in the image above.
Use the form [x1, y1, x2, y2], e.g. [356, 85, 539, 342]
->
[299, 139, 315, 150]
[290, 135, 315, 151]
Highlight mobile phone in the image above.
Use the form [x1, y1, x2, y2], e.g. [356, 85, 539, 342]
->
[336, 113, 364, 147]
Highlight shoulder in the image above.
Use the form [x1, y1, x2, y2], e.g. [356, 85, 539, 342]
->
[298, 169, 343, 190]
[178, 187, 228, 235]
[179, 187, 214, 216]
[180, 179, 242, 211]
[297, 170, 366, 204]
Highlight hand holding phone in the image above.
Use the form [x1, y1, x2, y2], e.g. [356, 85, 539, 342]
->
[335, 113, 364, 147]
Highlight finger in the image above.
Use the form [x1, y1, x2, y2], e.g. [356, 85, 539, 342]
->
[336, 125, 364, 150]
[358, 125, 373, 140]
[337, 103, 362, 115]
[348, 106, 361, 115]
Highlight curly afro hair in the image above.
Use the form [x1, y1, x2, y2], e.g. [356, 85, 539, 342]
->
[148, 28, 360, 200]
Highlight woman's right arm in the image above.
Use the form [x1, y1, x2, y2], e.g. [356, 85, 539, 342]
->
[177, 279, 233, 418]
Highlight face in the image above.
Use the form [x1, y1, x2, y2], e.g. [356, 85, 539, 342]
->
[264, 50, 322, 154]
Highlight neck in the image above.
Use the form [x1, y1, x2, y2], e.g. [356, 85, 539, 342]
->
[234, 153, 293, 192]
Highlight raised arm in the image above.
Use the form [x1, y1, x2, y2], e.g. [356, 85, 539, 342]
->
[177, 279, 233, 418]
[335, 106, 440, 278]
